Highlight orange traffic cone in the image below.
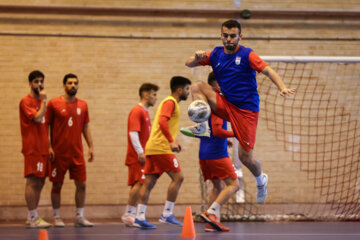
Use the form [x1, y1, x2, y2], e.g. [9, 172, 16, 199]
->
[38, 229, 49, 240]
[181, 206, 196, 238]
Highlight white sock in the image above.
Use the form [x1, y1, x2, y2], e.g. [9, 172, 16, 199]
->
[162, 200, 175, 217]
[29, 209, 39, 220]
[124, 205, 136, 216]
[76, 208, 84, 217]
[53, 208, 60, 218]
[207, 202, 221, 215]
[214, 208, 220, 220]
[255, 173, 265, 186]
[136, 204, 147, 221]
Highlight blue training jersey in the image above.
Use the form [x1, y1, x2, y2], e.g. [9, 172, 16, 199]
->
[209, 46, 260, 112]
[199, 114, 229, 160]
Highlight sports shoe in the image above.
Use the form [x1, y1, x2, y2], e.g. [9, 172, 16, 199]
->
[121, 214, 135, 227]
[54, 216, 65, 228]
[180, 122, 210, 138]
[133, 218, 157, 229]
[205, 223, 217, 232]
[159, 214, 183, 226]
[200, 211, 229, 231]
[25, 220, 30, 226]
[29, 217, 52, 228]
[74, 216, 94, 227]
[256, 173, 268, 204]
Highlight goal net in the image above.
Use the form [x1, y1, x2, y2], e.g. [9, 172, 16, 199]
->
[197, 56, 360, 221]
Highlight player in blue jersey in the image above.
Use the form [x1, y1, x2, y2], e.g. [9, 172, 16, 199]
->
[184, 19, 295, 229]
[182, 72, 239, 232]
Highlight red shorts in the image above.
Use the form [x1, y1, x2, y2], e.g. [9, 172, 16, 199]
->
[144, 154, 181, 176]
[127, 162, 145, 186]
[213, 92, 259, 152]
[50, 156, 86, 183]
[199, 157, 237, 181]
[24, 154, 51, 178]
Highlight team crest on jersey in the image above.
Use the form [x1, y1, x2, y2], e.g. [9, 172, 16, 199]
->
[235, 56, 241, 65]
[77, 108, 81, 115]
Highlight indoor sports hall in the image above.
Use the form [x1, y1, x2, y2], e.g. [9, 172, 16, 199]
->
[0, 1, 359, 240]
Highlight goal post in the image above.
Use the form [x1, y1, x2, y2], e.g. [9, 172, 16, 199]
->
[199, 56, 360, 221]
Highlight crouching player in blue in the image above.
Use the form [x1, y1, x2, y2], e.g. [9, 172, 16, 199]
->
[181, 72, 239, 232]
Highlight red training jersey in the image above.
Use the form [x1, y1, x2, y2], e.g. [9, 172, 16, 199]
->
[125, 104, 151, 165]
[46, 96, 89, 157]
[19, 95, 49, 155]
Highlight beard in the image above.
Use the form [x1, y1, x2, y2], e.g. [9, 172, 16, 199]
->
[66, 88, 77, 96]
[180, 93, 188, 101]
[225, 44, 237, 51]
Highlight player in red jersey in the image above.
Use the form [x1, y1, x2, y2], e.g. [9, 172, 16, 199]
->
[47, 73, 94, 227]
[121, 83, 159, 227]
[19, 70, 51, 228]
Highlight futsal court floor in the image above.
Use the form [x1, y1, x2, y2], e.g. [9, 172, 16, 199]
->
[0, 221, 359, 240]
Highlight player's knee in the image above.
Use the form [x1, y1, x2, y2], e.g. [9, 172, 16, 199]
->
[191, 81, 205, 93]
[239, 151, 252, 164]
[145, 179, 157, 191]
[75, 181, 86, 192]
[178, 175, 184, 184]
[51, 183, 63, 194]
[232, 179, 241, 192]
[175, 173, 184, 185]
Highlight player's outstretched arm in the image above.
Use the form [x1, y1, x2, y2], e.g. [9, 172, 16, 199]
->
[185, 50, 208, 68]
[261, 66, 296, 97]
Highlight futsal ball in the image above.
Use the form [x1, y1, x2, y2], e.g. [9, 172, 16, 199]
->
[187, 100, 211, 123]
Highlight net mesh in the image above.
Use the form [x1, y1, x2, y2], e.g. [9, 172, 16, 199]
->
[198, 59, 360, 221]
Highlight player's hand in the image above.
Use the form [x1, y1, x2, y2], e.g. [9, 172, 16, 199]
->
[39, 87, 47, 101]
[138, 153, 146, 165]
[88, 147, 94, 162]
[194, 50, 208, 62]
[170, 142, 181, 153]
[227, 140, 233, 148]
[280, 88, 296, 97]
[49, 147, 54, 162]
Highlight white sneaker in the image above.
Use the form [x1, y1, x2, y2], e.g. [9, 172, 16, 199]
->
[121, 214, 135, 227]
[54, 216, 65, 227]
[256, 173, 268, 204]
[29, 217, 52, 228]
[74, 216, 94, 227]
[180, 122, 210, 138]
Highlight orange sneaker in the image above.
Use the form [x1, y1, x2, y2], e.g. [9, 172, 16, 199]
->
[200, 211, 229, 232]
[205, 223, 216, 232]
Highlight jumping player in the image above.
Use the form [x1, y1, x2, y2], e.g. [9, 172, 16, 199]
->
[184, 19, 295, 229]
[134, 76, 191, 229]
[121, 83, 159, 226]
[47, 73, 94, 227]
[181, 72, 239, 232]
[19, 70, 51, 228]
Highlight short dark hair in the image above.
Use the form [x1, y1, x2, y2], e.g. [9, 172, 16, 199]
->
[139, 83, 159, 97]
[222, 19, 241, 34]
[170, 76, 191, 93]
[28, 70, 44, 82]
[63, 73, 78, 85]
[207, 71, 217, 86]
